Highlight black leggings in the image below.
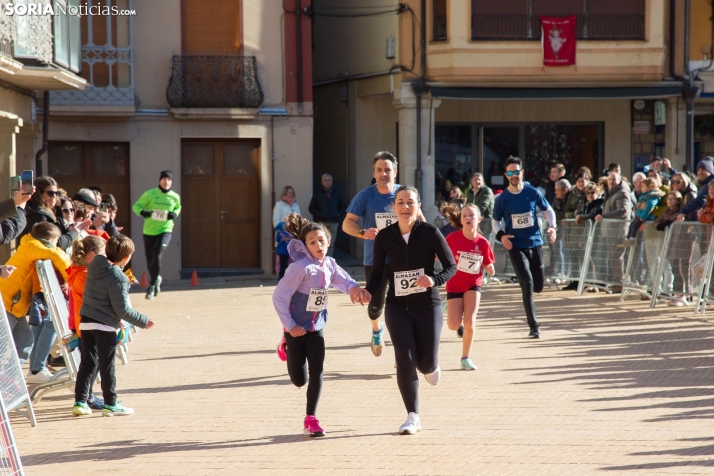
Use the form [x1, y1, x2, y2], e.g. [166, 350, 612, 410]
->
[508, 246, 545, 331]
[364, 264, 391, 320]
[284, 329, 325, 416]
[74, 329, 117, 406]
[143, 232, 172, 286]
[385, 302, 443, 414]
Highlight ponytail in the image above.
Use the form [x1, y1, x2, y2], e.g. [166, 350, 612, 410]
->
[71, 235, 105, 266]
[443, 203, 480, 229]
[283, 212, 332, 243]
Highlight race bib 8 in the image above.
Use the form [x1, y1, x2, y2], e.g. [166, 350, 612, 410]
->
[306, 288, 328, 312]
[375, 212, 398, 230]
[394, 269, 427, 296]
[151, 210, 168, 222]
[457, 252, 483, 275]
[511, 212, 534, 229]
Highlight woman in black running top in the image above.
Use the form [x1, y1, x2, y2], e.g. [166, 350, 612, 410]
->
[366, 185, 456, 435]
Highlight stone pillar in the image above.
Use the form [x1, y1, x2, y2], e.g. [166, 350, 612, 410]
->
[665, 96, 687, 170]
[393, 84, 441, 222]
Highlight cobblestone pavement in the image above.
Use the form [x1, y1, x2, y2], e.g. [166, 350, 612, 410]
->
[9, 281, 714, 475]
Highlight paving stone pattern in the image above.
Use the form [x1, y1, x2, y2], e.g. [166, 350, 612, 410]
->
[10, 283, 714, 475]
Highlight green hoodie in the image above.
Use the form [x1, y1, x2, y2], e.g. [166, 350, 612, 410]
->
[132, 187, 182, 236]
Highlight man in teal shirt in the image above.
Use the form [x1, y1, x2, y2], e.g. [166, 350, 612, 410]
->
[132, 170, 181, 300]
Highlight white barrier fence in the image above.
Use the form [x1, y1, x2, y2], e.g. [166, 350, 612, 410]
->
[0, 391, 24, 476]
[0, 297, 35, 427]
[487, 218, 714, 313]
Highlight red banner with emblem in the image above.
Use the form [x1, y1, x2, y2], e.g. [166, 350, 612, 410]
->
[541, 16, 576, 66]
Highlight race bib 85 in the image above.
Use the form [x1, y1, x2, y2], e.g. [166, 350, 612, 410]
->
[306, 288, 328, 312]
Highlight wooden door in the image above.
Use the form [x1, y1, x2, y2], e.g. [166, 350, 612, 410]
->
[181, 140, 260, 269]
[47, 142, 131, 238]
[221, 143, 260, 267]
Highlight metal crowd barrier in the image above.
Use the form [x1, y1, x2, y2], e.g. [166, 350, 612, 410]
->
[0, 296, 35, 427]
[577, 219, 630, 295]
[0, 390, 24, 475]
[621, 222, 664, 300]
[651, 222, 714, 309]
[543, 219, 592, 286]
[485, 231, 516, 287]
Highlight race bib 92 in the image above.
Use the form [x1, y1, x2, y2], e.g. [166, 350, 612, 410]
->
[511, 212, 534, 229]
[306, 288, 328, 312]
[394, 269, 427, 296]
[151, 210, 168, 222]
[375, 212, 398, 230]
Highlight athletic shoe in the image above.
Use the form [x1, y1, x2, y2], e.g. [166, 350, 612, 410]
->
[399, 412, 421, 435]
[26, 368, 53, 384]
[618, 239, 636, 248]
[303, 415, 325, 437]
[72, 401, 91, 416]
[371, 324, 385, 357]
[102, 402, 134, 417]
[154, 276, 162, 296]
[461, 358, 477, 370]
[87, 394, 105, 410]
[47, 355, 66, 367]
[457, 325, 464, 338]
[276, 336, 287, 362]
[563, 281, 579, 291]
[528, 328, 540, 339]
[424, 366, 441, 385]
[145, 286, 155, 300]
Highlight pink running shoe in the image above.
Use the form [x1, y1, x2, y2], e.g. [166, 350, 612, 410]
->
[303, 415, 325, 437]
[276, 336, 287, 362]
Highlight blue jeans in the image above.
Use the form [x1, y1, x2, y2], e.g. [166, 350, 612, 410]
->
[5, 311, 34, 365]
[29, 317, 56, 372]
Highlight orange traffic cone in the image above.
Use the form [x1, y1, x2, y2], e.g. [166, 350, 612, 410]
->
[190, 270, 199, 287]
[140, 272, 149, 289]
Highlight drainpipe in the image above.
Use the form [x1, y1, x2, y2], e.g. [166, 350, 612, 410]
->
[296, 0, 303, 113]
[35, 91, 49, 174]
[683, 0, 701, 169]
[413, 0, 427, 193]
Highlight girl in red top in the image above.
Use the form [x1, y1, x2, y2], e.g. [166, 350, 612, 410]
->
[443, 204, 495, 371]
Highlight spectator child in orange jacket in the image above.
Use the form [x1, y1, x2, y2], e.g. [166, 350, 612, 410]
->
[697, 182, 714, 225]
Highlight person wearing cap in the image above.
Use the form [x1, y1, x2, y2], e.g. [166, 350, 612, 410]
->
[132, 170, 182, 300]
[677, 159, 714, 221]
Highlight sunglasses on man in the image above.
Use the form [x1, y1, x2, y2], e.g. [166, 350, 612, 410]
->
[505, 170, 522, 177]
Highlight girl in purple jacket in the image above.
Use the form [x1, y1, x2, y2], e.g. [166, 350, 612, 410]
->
[272, 213, 371, 437]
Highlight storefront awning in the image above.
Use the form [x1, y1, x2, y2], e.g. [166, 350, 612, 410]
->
[428, 86, 683, 100]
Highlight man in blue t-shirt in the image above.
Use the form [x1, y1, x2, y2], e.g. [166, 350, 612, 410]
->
[343, 151, 424, 357]
[492, 157, 557, 339]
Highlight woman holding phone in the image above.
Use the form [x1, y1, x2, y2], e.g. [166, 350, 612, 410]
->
[366, 185, 456, 435]
[21, 176, 78, 252]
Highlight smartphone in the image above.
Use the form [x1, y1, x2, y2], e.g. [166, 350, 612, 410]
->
[20, 170, 33, 195]
[9, 176, 20, 198]
[99, 202, 109, 213]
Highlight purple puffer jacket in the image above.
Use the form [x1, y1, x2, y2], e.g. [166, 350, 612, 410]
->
[272, 239, 358, 332]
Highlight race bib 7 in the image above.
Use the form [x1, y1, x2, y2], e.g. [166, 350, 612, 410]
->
[306, 288, 328, 312]
[511, 212, 534, 229]
[375, 212, 398, 230]
[394, 269, 427, 296]
[457, 252, 483, 275]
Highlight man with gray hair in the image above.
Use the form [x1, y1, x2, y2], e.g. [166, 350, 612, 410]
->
[309, 173, 346, 257]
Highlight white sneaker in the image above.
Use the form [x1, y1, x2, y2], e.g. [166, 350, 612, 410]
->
[26, 368, 53, 384]
[424, 366, 441, 386]
[399, 412, 421, 435]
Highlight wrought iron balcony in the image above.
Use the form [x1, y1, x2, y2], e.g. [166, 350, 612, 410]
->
[166, 55, 264, 109]
[471, 15, 645, 41]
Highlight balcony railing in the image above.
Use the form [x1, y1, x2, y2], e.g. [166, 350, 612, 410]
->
[471, 15, 645, 41]
[166, 55, 265, 109]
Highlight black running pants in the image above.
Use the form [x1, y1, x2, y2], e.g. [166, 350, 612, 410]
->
[507, 246, 545, 331]
[143, 232, 172, 286]
[284, 329, 325, 416]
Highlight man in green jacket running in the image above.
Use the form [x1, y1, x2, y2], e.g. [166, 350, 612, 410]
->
[132, 170, 182, 300]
